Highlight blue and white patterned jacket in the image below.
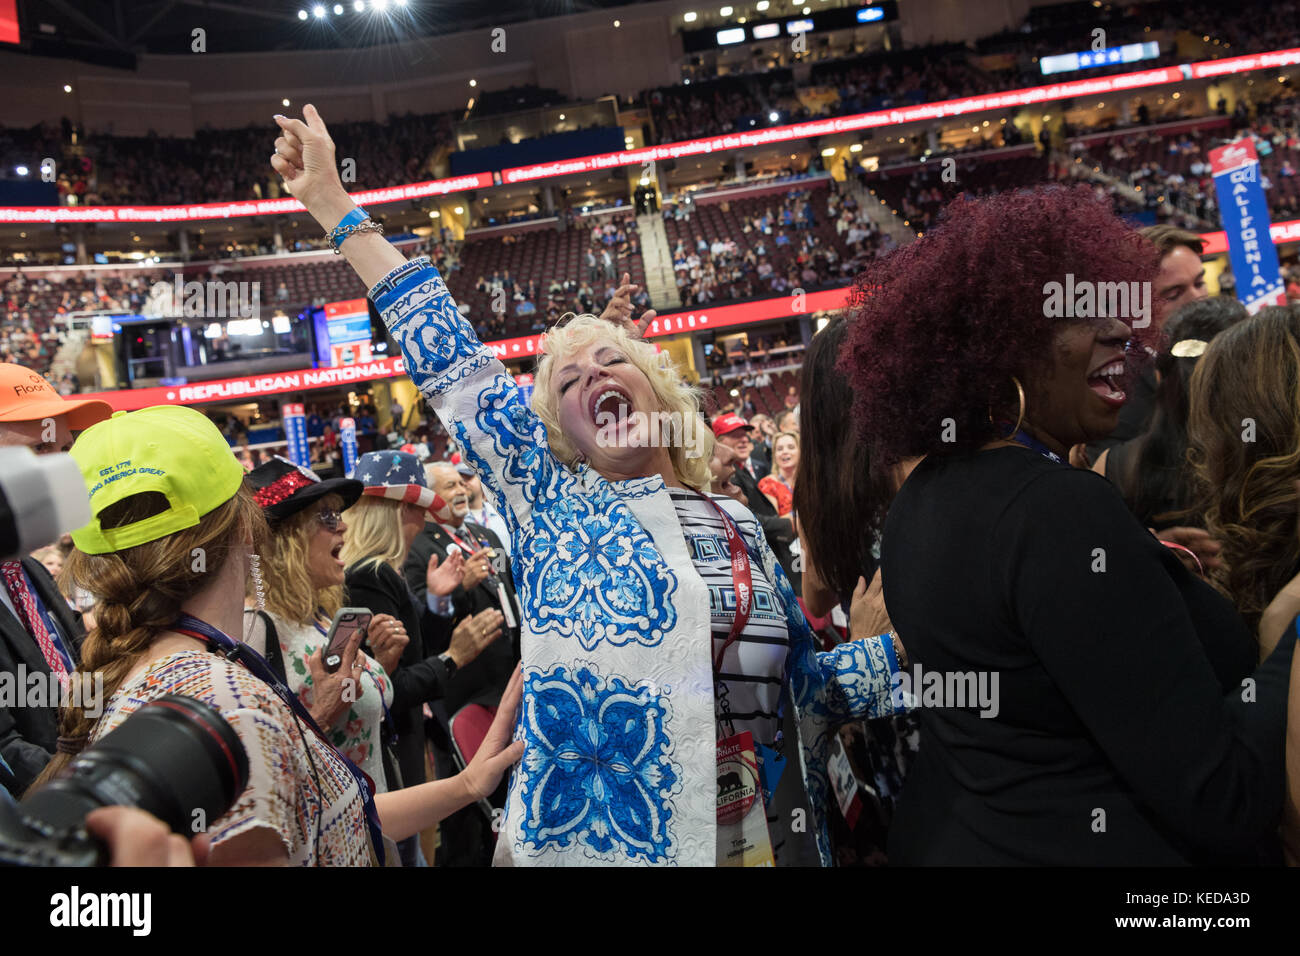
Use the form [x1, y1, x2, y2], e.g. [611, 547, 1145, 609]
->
[371, 258, 903, 866]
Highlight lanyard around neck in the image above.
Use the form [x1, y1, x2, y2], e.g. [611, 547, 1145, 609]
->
[1010, 428, 1064, 464]
[687, 489, 754, 674]
[170, 612, 386, 865]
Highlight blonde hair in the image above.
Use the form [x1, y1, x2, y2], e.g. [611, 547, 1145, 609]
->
[34, 484, 266, 790]
[532, 314, 714, 489]
[339, 495, 406, 575]
[257, 493, 343, 626]
[30, 544, 62, 565]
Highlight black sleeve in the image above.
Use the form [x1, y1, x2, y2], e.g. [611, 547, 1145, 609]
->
[345, 564, 450, 712]
[345, 562, 406, 622]
[402, 533, 432, 607]
[399, 533, 460, 653]
[385, 648, 452, 713]
[404, 529, 477, 624]
[758, 513, 794, 547]
[996, 467, 1293, 856]
[0, 712, 53, 798]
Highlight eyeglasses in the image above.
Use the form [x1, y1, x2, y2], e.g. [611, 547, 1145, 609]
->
[316, 508, 342, 531]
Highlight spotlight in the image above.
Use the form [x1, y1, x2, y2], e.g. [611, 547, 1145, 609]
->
[282, 98, 291, 107]
[354, 0, 364, 8]
[768, 111, 778, 122]
[312, 4, 325, 17]
[372, 0, 388, 10]
[14, 165, 28, 176]
[469, 78, 477, 87]
[298, 9, 308, 19]
[63, 84, 72, 93]
[333, 3, 343, 13]
[684, 11, 697, 22]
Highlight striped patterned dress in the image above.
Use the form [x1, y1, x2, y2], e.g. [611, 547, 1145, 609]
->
[668, 488, 819, 866]
[90, 650, 374, 866]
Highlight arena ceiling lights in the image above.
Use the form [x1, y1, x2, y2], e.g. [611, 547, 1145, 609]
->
[297, 0, 407, 18]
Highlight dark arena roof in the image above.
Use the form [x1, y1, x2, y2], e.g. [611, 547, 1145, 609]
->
[16, 0, 657, 63]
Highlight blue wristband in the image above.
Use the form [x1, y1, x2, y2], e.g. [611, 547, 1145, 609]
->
[330, 206, 367, 234]
[328, 206, 369, 251]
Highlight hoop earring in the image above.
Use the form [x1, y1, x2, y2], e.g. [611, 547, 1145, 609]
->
[987, 376, 1026, 439]
[249, 552, 266, 612]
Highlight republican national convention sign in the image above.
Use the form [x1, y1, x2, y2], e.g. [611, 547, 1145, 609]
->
[1209, 139, 1287, 313]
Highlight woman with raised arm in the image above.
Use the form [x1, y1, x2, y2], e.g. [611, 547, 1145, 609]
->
[270, 105, 906, 866]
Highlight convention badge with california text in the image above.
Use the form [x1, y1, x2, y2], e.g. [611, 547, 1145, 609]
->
[716, 731, 775, 867]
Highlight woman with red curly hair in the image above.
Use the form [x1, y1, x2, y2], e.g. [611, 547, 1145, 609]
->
[843, 185, 1299, 865]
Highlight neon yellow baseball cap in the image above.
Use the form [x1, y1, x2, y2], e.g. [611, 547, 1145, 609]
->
[69, 405, 245, 555]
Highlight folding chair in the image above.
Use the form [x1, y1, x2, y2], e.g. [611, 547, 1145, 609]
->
[447, 703, 499, 827]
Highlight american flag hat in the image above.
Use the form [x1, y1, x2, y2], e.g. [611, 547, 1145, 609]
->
[354, 450, 437, 511]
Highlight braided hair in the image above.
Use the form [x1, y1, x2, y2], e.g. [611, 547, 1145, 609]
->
[30, 483, 266, 792]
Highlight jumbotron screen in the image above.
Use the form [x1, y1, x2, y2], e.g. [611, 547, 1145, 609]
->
[321, 297, 375, 367]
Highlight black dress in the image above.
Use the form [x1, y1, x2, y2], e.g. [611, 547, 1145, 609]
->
[344, 560, 453, 791]
[882, 446, 1294, 865]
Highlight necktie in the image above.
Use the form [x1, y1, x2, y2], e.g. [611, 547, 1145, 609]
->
[0, 561, 69, 690]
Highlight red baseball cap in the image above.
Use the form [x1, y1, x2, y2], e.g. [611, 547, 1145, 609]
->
[0, 363, 112, 431]
[711, 413, 752, 438]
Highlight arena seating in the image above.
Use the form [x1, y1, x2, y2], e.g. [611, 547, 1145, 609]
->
[444, 211, 646, 339]
[661, 182, 868, 306]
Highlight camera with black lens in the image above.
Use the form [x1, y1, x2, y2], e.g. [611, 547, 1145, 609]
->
[0, 695, 249, 867]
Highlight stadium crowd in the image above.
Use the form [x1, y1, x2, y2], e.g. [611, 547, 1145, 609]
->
[11, 0, 1300, 878]
[4, 101, 1300, 873]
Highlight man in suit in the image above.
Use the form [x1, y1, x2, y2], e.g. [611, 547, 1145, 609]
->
[0, 363, 111, 796]
[712, 412, 770, 480]
[404, 461, 521, 865]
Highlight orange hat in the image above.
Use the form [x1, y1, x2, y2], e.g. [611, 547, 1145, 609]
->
[0, 363, 112, 431]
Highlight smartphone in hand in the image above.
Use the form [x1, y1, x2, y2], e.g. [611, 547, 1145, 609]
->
[322, 608, 372, 673]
